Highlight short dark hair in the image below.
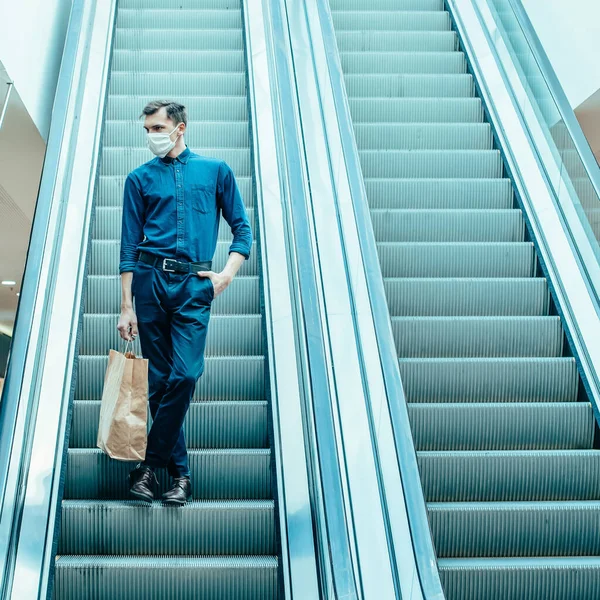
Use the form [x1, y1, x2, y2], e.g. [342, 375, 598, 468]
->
[140, 100, 187, 126]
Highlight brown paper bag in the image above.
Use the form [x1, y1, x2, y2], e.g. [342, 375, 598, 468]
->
[96, 348, 149, 461]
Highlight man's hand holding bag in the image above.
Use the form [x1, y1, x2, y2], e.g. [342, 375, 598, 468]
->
[96, 341, 149, 461]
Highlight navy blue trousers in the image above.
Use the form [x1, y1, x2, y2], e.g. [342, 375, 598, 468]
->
[131, 260, 214, 479]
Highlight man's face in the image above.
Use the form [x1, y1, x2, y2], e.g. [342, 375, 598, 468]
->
[143, 107, 184, 139]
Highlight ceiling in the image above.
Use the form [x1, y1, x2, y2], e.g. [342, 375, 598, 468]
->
[0, 61, 46, 336]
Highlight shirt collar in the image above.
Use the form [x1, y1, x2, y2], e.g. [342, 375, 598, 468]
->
[160, 146, 191, 165]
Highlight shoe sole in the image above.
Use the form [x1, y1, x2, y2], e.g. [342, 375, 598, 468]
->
[162, 495, 193, 507]
[129, 488, 154, 503]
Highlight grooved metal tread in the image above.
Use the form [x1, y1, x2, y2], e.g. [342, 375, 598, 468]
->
[330, 1, 599, 595]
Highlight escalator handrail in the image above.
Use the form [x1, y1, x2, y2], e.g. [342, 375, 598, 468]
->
[0, 0, 86, 592]
[313, 2, 447, 599]
[504, 0, 600, 210]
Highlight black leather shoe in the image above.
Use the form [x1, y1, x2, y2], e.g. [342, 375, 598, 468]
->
[128, 463, 158, 502]
[161, 476, 192, 506]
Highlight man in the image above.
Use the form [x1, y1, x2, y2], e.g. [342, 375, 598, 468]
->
[116, 100, 252, 506]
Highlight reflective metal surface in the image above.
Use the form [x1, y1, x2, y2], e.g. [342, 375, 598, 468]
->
[0, 82, 13, 131]
[242, 0, 319, 596]
[446, 0, 600, 435]
[480, 0, 600, 308]
[0, 0, 90, 596]
[310, 0, 446, 598]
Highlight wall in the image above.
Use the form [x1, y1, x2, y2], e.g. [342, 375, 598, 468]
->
[0, 0, 73, 141]
[520, 0, 600, 110]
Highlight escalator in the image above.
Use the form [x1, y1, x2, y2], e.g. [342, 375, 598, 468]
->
[329, 0, 600, 597]
[53, 0, 279, 597]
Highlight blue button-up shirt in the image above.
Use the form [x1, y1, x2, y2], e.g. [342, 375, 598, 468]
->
[119, 146, 252, 274]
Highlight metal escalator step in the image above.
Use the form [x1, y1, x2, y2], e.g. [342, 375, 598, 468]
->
[340, 51, 467, 74]
[104, 121, 250, 148]
[89, 240, 258, 277]
[112, 50, 245, 72]
[354, 123, 492, 150]
[398, 357, 578, 403]
[359, 150, 503, 178]
[349, 98, 483, 123]
[120, 0, 242, 9]
[59, 499, 275, 555]
[345, 73, 474, 97]
[115, 29, 244, 51]
[54, 555, 278, 600]
[410, 403, 594, 451]
[371, 209, 522, 242]
[365, 178, 512, 209]
[92, 207, 255, 241]
[117, 9, 243, 29]
[384, 278, 549, 316]
[331, 10, 451, 31]
[377, 242, 536, 278]
[330, 0, 443, 10]
[429, 501, 600, 558]
[108, 78, 247, 100]
[85, 275, 259, 315]
[64, 448, 271, 500]
[97, 175, 253, 208]
[100, 148, 251, 177]
[418, 450, 600, 502]
[70, 400, 268, 449]
[392, 316, 563, 358]
[80, 314, 263, 357]
[335, 31, 458, 52]
[438, 556, 600, 600]
[76, 355, 264, 401]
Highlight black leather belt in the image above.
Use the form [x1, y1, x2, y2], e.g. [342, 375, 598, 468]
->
[138, 251, 212, 274]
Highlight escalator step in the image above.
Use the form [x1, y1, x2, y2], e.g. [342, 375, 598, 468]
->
[335, 30, 458, 52]
[76, 355, 265, 401]
[392, 316, 563, 358]
[100, 148, 251, 177]
[377, 242, 536, 278]
[117, 9, 243, 30]
[70, 400, 268, 449]
[340, 51, 467, 74]
[115, 29, 245, 51]
[344, 73, 474, 97]
[92, 206, 256, 240]
[64, 449, 272, 500]
[96, 174, 253, 208]
[354, 123, 492, 150]
[430, 501, 600, 558]
[112, 50, 245, 72]
[58, 500, 275, 555]
[89, 240, 258, 277]
[418, 450, 600, 502]
[438, 556, 600, 600]
[384, 278, 549, 316]
[108, 83, 247, 104]
[104, 121, 250, 148]
[359, 150, 503, 178]
[398, 357, 578, 403]
[120, 0, 242, 10]
[330, 0, 443, 10]
[370, 209, 522, 242]
[54, 555, 278, 600]
[410, 403, 594, 451]
[331, 10, 451, 32]
[85, 275, 259, 315]
[349, 98, 484, 123]
[81, 314, 263, 357]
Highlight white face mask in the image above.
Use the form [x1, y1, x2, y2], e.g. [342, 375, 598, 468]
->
[147, 125, 180, 158]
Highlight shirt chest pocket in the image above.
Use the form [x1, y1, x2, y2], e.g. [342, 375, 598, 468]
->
[190, 183, 215, 214]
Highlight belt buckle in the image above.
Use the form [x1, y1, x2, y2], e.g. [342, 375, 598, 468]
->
[163, 258, 178, 273]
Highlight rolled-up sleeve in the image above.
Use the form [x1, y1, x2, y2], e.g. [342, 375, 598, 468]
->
[119, 172, 145, 274]
[217, 160, 253, 260]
